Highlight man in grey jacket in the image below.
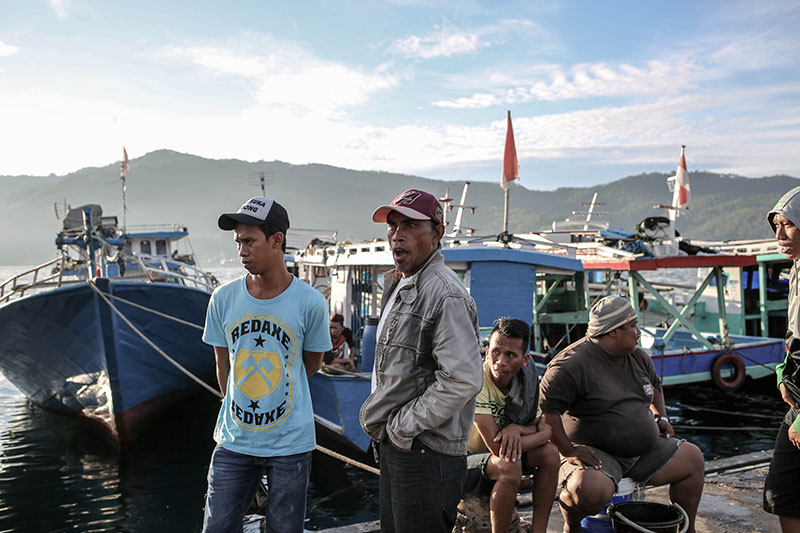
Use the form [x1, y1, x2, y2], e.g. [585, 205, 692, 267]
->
[765, 186, 800, 532]
[360, 189, 483, 532]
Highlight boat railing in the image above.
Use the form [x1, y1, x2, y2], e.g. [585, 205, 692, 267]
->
[0, 257, 73, 304]
[124, 223, 188, 234]
[127, 251, 218, 291]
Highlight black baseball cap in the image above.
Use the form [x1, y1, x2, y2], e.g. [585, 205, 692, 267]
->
[218, 197, 290, 233]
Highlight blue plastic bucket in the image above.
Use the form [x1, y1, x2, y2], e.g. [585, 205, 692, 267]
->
[359, 317, 379, 372]
[580, 477, 636, 533]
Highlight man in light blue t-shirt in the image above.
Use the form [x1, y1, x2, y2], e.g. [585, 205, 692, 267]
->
[201, 197, 331, 533]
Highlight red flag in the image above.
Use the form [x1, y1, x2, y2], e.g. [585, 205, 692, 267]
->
[500, 111, 519, 191]
[122, 147, 130, 174]
[673, 145, 690, 209]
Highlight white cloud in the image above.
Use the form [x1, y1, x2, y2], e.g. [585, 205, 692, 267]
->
[0, 40, 19, 57]
[159, 37, 402, 116]
[433, 58, 702, 108]
[2, 81, 799, 183]
[390, 27, 485, 58]
[49, 0, 68, 18]
[389, 19, 555, 60]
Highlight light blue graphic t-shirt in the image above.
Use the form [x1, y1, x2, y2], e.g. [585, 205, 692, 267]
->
[203, 275, 332, 457]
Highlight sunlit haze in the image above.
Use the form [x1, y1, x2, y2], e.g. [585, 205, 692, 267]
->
[1, 1, 798, 189]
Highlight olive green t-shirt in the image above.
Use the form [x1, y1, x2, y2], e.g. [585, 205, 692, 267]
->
[539, 336, 662, 458]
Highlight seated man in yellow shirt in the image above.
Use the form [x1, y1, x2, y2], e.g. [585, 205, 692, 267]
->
[463, 317, 559, 533]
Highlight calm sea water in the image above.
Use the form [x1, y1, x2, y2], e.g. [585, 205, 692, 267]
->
[0, 264, 787, 532]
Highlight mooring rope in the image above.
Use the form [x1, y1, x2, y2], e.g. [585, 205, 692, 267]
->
[90, 280, 382, 477]
[87, 279, 223, 399]
[94, 288, 204, 330]
[315, 444, 380, 475]
[319, 364, 372, 380]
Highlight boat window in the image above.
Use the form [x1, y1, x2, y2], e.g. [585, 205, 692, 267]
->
[156, 240, 168, 256]
[140, 240, 152, 255]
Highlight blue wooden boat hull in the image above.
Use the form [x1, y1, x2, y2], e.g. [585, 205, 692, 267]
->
[308, 372, 371, 452]
[643, 328, 785, 386]
[530, 328, 784, 386]
[0, 278, 216, 443]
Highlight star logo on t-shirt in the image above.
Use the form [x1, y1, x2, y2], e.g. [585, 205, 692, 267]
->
[248, 400, 260, 411]
[254, 335, 266, 347]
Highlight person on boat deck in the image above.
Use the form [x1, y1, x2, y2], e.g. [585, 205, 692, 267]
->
[540, 295, 704, 533]
[200, 197, 331, 533]
[324, 313, 356, 372]
[359, 189, 483, 533]
[764, 186, 800, 533]
[463, 317, 559, 533]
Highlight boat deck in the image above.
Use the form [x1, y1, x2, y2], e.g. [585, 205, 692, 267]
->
[582, 254, 758, 271]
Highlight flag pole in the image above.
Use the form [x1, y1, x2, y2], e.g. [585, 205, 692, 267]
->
[503, 186, 509, 233]
[500, 110, 519, 237]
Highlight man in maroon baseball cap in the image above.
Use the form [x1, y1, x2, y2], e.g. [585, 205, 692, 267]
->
[361, 188, 483, 532]
[371, 189, 445, 276]
[371, 188, 444, 226]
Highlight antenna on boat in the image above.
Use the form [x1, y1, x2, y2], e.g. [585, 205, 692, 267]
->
[580, 192, 602, 231]
[441, 182, 476, 237]
[120, 147, 130, 231]
[248, 171, 276, 196]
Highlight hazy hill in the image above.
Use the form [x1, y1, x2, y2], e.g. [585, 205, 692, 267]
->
[0, 149, 796, 266]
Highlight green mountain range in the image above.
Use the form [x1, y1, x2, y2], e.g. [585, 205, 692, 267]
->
[1, 149, 796, 266]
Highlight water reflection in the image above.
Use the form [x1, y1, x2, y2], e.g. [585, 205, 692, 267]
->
[0, 389, 218, 533]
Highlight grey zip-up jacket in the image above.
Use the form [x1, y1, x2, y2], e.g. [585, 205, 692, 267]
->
[359, 250, 482, 455]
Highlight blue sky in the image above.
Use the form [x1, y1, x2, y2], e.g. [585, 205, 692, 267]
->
[1, 0, 798, 189]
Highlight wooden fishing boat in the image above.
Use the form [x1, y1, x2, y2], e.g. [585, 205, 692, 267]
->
[0, 204, 219, 444]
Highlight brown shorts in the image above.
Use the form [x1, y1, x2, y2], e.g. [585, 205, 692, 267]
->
[559, 437, 682, 491]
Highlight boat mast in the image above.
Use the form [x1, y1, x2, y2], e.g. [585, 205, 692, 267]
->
[120, 147, 129, 231]
[583, 192, 599, 231]
[451, 181, 472, 236]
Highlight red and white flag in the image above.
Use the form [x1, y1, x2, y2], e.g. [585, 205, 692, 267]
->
[673, 145, 690, 209]
[122, 147, 130, 174]
[500, 111, 519, 191]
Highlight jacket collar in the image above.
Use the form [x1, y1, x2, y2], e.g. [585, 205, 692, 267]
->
[382, 248, 443, 307]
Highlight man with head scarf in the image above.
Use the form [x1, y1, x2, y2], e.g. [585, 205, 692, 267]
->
[540, 295, 704, 533]
[764, 186, 800, 532]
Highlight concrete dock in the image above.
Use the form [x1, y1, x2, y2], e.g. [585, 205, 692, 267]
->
[243, 450, 781, 532]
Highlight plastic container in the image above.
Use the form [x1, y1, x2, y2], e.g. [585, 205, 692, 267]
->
[580, 477, 636, 533]
[359, 317, 379, 372]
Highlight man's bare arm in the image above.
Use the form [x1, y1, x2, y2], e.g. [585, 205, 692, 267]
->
[213, 346, 230, 397]
[303, 350, 324, 376]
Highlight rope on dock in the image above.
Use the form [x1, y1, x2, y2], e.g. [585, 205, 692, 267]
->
[672, 424, 778, 432]
[320, 365, 372, 380]
[679, 403, 784, 420]
[88, 279, 223, 399]
[315, 444, 380, 475]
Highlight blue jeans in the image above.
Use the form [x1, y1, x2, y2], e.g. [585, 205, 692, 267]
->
[379, 438, 467, 533]
[202, 445, 312, 533]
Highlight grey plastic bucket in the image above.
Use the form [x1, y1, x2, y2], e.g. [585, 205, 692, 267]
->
[607, 501, 688, 533]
